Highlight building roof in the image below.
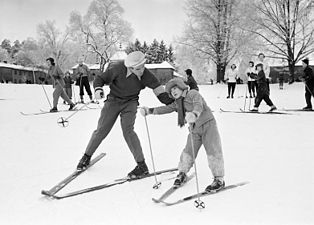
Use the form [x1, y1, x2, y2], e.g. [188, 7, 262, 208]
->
[145, 61, 175, 70]
[71, 63, 101, 70]
[173, 71, 184, 78]
[72, 61, 175, 71]
[0, 62, 44, 72]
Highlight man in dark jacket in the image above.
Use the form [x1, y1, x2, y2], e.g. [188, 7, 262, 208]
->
[76, 51, 174, 178]
[185, 69, 199, 91]
[301, 58, 314, 110]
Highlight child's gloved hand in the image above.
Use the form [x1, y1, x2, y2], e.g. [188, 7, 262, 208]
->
[139, 107, 150, 116]
[95, 88, 104, 100]
[185, 112, 197, 123]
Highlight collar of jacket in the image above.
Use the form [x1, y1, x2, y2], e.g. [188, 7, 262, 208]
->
[126, 67, 143, 80]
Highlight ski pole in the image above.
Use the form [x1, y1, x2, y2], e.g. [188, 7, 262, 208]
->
[40, 82, 52, 109]
[243, 83, 248, 111]
[57, 100, 94, 128]
[189, 124, 205, 209]
[72, 83, 76, 103]
[143, 115, 161, 189]
[305, 82, 314, 97]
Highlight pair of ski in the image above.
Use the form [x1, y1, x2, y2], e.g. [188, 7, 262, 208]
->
[41, 153, 177, 200]
[21, 106, 99, 116]
[220, 108, 291, 115]
[153, 174, 248, 206]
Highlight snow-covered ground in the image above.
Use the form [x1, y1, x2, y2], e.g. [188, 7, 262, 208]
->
[0, 82, 313, 225]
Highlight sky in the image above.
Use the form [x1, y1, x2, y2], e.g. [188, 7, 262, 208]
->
[0, 0, 187, 45]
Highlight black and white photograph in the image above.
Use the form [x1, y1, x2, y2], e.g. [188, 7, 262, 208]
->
[0, 0, 314, 224]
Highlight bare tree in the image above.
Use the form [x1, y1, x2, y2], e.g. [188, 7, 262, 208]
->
[69, 0, 133, 71]
[179, 0, 252, 82]
[250, 0, 314, 81]
[37, 20, 70, 67]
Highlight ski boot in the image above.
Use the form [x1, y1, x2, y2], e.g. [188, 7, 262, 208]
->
[76, 154, 91, 170]
[89, 95, 95, 103]
[269, 105, 277, 112]
[205, 177, 225, 192]
[302, 106, 313, 111]
[173, 172, 187, 187]
[69, 103, 76, 111]
[250, 107, 258, 112]
[50, 107, 58, 112]
[128, 161, 149, 179]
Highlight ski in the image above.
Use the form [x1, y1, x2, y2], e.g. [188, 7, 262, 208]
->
[41, 153, 106, 197]
[220, 108, 290, 115]
[281, 108, 313, 112]
[49, 168, 178, 200]
[239, 108, 290, 115]
[159, 181, 248, 206]
[75, 101, 100, 105]
[152, 173, 195, 203]
[20, 107, 98, 116]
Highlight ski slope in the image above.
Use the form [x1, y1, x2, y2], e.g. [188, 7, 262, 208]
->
[0, 82, 313, 225]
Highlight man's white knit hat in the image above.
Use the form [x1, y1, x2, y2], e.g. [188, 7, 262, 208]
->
[124, 51, 146, 68]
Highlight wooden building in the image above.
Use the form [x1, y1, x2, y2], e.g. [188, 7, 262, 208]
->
[145, 61, 175, 84]
[0, 62, 47, 84]
[270, 65, 313, 83]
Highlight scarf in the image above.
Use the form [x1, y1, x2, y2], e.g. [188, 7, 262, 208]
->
[177, 96, 186, 127]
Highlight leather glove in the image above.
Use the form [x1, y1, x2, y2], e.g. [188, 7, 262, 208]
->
[95, 88, 104, 100]
[185, 112, 197, 123]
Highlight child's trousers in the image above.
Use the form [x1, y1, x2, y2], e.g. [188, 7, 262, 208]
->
[178, 119, 225, 178]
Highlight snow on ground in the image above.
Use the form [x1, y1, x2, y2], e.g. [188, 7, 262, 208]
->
[0, 82, 313, 225]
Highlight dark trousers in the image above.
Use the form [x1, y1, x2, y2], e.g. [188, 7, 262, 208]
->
[305, 84, 314, 108]
[266, 78, 270, 94]
[254, 92, 274, 108]
[227, 82, 236, 97]
[248, 81, 257, 96]
[85, 98, 144, 163]
[79, 76, 92, 97]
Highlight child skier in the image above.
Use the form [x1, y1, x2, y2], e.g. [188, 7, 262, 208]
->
[250, 63, 277, 112]
[63, 71, 74, 104]
[140, 78, 225, 192]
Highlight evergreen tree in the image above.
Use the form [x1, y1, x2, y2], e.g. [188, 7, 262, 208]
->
[134, 39, 142, 51]
[142, 41, 149, 54]
[167, 44, 175, 63]
[158, 40, 167, 63]
[1, 39, 12, 54]
[11, 40, 22, 58]
[147, 39, 159, 63]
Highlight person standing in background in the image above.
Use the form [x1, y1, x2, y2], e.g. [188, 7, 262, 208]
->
[301, 58, 314, 110]
[184, 69, 199, 91]
[245, 61, 257, 98]
[75, 58, 93, 103]
[63, 71, 74, 104]
[225, 64, 238, 98]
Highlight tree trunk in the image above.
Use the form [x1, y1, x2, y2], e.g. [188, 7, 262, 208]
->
[288, 59, 295, 82]
[216, 62, 226, 82]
